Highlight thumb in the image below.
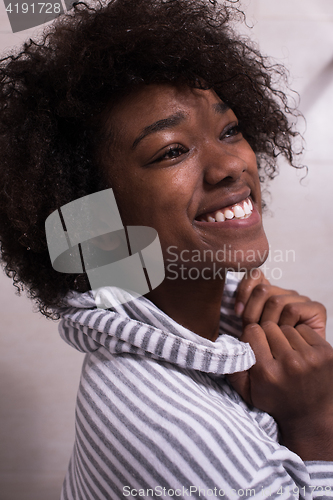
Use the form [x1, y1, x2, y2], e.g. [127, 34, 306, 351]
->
[227, 371, 252, 405]
[234, 268, 268, 317]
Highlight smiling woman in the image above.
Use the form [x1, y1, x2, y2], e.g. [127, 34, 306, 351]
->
[106, 83, 269, 340]
[0, 0, 298, 316]
[0, 0, 333, 498]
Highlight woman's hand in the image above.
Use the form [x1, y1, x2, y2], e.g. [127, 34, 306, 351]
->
[235, 269, 326, 338]
[228, 321, 333, 461]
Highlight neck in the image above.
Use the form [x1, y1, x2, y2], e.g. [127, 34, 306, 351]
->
[146, 276, 226, 342]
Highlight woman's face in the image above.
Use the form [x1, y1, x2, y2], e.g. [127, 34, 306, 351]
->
[104, 83, 268, 273]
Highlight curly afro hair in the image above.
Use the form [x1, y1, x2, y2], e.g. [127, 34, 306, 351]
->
[0, 0, 301, 318]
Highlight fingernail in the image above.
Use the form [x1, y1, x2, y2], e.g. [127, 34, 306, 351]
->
[235, 302, 244, 317]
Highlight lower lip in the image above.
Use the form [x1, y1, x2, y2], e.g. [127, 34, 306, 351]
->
[194, 205, 261, 229]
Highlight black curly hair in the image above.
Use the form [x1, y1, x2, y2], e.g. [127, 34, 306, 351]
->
[0, 0, 301, 318]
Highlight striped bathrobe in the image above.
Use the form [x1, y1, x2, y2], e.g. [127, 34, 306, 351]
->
[59, 275, 333, 499]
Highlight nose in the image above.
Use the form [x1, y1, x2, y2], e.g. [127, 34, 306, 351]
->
[201, 141, 248, 186]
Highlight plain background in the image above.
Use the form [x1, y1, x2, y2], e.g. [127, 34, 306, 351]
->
[0, 0, 333, 498]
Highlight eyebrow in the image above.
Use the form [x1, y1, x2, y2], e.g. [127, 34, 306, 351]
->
[131, 101, 230, 150]
[213, 101, 230, 114]
[131, 112, 186, 150]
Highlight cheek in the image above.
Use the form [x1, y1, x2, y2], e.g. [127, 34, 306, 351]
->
[108, 173, 178, 227]
[107, 155, 199, 227]
[133, 171, 194, 211]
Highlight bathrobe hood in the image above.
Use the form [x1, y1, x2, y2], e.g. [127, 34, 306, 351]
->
[58, 274, 255, 375]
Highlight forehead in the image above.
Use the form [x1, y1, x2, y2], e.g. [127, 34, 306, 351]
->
[108, 84, 229, 142]
[114, 83, 221, 111]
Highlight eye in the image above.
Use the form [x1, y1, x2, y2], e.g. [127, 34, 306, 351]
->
[154, 144, 188, 163]
[220, 123, 242, 140]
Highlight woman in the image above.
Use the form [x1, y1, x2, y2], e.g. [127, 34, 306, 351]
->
[0, 0, 332, 498]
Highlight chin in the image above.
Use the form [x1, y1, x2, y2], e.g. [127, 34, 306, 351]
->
[219, 239, 269, 269]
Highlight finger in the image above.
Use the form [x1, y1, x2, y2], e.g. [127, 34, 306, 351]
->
[259, 321, 294, 359]
[279, 301, 326, 339]
[242, 285, 298, 325]
[260, 294, 310, 325]
[295, 323, 329, 347]
[279, 324, 312, 352]
[241, 323, 275, 363]
[234, 269, 268, 317]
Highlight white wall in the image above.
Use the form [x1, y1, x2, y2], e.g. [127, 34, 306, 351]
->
[0, 274, 83, 500]
[242, 0, 333, 344]
[0, 1, 332, 498]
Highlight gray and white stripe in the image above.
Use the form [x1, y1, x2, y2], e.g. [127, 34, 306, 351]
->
[59, 274, 333, 499]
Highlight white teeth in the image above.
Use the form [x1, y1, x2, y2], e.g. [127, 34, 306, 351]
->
[243, 201, 251, 215]
[224, 209, 234, 220]
[233, 205, 245, 218]
[200, 197, 253, 223]
[215, 211, 225, 222]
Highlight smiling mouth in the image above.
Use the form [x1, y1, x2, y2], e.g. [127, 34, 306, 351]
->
[196, 197, 253, 223]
